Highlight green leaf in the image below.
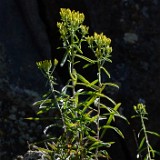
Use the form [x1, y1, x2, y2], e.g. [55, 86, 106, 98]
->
[25, 117, 57, 121]
[74, 45, 83, 54]
[90, 79, 98, 85]
[104, 57, 112, 63]
[149, 145, 155, 158]
[100, 66, 110, 78]
[131, 115, 141, 119]
[37, 147, 52, 154]
[101, 125, 124, 138]
[89, 141, 114, 151]
[90, 115, 98, 123]
[75, 54, 95, 63]
[37, 107, 50, 115]
[77, 73, 90, 84]
[146, 131, 160, 138]
[87, 136, 99, 142]
[103, 82, 119, 89]
[99, 116, 108, 121]
[100, 103, 111, 112]
[106, 103, 121, 125]
[138, 136, 145, 151]
[82, 95, 97, 113]
[138, 146, 147, 154]
[83, 63, 93, 69]
[25, 117, 41, 121]
[60, 51, 68, 67]
[104, 111, 129, 123]
[77, 82, 99, 91]
[94, 92, 116, 105]
[33, 99, 52, 106]
[98, 150, 111, 159]
[47, 142, 57, 151]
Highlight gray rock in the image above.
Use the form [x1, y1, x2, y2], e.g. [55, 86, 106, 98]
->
[0, 1, 51, 91]
[123, 33, 138, 44]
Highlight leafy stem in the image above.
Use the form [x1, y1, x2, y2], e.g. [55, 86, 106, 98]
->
[140, 112, 151, 160]
[133, 103, 160, 160]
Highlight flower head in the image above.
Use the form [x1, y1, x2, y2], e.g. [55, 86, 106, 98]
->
[134, 103, 147, 115]
[86, 33, 112, 60]
[59, 8, 85, 28]
[36, 60, 52, 73]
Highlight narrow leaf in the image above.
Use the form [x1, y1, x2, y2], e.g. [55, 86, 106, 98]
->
[98, 150, 111, 159]
[91, 79, 98, 85]
[89, 141, 114, 151]
[87, 136, 99, 142]
[75, 54, 95, 63]
[83, 63, 93, 69]
[95, 92, 116, 105]
[146, 131, 160, 138]
[100, 66, 110, 78]
[36, 147, 52, 153]
[104, 82, 119, 89]
[138, 137, 145, 151]
[60, 51, 68, 67]
[77, 73, 90, 84]
[47, 143, 57, 151]
[149, 145, 155, 158]
[101, 125, 124, 138]
[107, 103, 121, 124]
[33, 99, 52, 106]
[90, 115, 98, 123]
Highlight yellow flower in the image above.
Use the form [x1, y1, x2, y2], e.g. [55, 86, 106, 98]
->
[59, 8, 85, 28]
[36, 60, 52, 73]
[86, 32, 112, 59]
[80, 25, 89, 35]
[134, 103, 147, 115]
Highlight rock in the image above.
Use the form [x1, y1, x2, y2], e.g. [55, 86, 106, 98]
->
[0, 1, 51, 91]
[123, 32, 138, 44]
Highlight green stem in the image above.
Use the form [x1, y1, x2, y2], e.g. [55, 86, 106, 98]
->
[70, 31, 83, 158]
[95, 65, 101, 160]
[133, 129, 143, 160]
[47, 72, 68, 150]
[140, 114, 151, 160]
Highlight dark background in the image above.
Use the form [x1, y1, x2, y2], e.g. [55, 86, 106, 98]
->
[0, 0, 160, 159]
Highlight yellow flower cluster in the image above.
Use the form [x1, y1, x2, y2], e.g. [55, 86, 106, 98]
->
[80, 25, 89, 36]
[36, 60, 52, 73]
[57, 22, 68, 38]
[57, 8, 88, 41]
[60, 8, 85, 27]
[134, 103, 147, 115]
[87, 33, 112, 59]
[87, 33, 111, 47]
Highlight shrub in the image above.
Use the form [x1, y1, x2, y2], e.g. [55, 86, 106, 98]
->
[26, 8, 160, 160]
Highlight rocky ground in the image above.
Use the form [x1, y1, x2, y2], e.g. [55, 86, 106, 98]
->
[0, 80, 43, 159]
[0, 0, 160, 159]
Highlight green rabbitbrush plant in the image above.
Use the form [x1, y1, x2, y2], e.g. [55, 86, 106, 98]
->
[29, 8, 126, 160]
[26, 8, 160, 160]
